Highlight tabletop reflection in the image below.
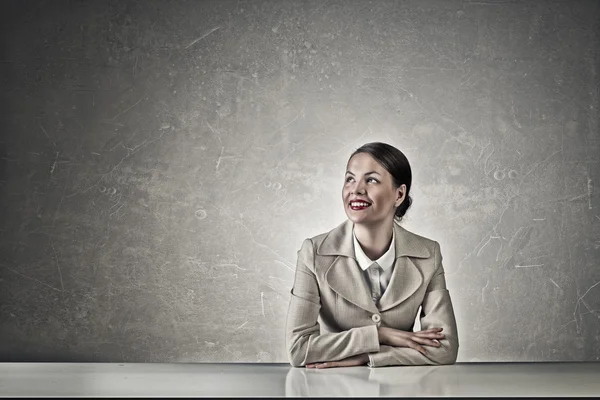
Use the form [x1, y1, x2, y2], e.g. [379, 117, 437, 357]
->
[285, 364, 452, 397]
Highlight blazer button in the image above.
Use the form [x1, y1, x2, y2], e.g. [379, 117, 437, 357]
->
[371, 314, 381, 323]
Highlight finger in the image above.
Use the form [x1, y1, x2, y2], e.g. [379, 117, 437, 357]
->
[414, 328, 445, 335]
[306, 364, 316, 368]
[316, 362, 334, 369]
[414, 332, 446, 339]
[415, 335, 445, 341]
[412, 336, 439, 346]
[407, 341, 427, 355]
[412, 337, 441, 347]
[415, 344, 428, 355]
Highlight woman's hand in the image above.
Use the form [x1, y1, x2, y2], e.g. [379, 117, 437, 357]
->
[305, 353, 369, 369]
[378, 327, 445, 355]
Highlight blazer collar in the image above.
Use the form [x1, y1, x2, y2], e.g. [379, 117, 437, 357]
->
[353, 225, 395, 272]
[320, 219, 430, 313]
[317, 219, 430, 259]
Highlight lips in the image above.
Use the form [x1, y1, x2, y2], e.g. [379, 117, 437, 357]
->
[349, 199, 372, 210]
[349, 199, 371, 205]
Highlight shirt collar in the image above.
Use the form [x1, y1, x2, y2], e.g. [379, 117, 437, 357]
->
[353, 227, 396, 271]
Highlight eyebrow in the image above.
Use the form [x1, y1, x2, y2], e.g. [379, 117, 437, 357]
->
[345, 170, 381, 176]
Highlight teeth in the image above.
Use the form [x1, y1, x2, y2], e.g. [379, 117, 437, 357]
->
[350, 202, 370, 207]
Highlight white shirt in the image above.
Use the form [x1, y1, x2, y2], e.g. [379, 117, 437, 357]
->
[352, 227, 396, 306]
[353, 227, 397, 368]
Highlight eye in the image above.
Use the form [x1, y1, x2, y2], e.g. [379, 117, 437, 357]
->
[345, 176, 378, 183]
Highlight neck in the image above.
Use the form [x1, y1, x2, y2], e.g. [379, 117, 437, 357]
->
[353, 219, 394, 261]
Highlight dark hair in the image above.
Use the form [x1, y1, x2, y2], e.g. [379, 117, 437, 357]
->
[348, 142, 413, 222]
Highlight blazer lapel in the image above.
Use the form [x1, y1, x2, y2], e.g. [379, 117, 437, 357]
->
[377, 257, 423, 312]
[318, 219, 431, 314]
[325, 255, 379, 314]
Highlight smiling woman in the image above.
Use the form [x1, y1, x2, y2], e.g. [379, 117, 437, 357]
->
[285, 142, 459, 368]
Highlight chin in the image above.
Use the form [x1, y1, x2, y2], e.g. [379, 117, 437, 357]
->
[345, 212, 368, 224]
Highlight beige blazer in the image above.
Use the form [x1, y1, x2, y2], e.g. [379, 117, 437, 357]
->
[285, 219, 459, 367]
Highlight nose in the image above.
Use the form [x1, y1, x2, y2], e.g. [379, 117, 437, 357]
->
[353, 180, 366, 195]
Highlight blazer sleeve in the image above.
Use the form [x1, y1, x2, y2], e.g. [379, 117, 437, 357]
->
[286, 238, 380, 367]
[367, 241, 459, 367]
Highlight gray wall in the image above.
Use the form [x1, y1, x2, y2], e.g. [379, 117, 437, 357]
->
[1, 0, 599, 363]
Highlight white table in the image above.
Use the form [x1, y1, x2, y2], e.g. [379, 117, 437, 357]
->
[1, 362, 599, 397]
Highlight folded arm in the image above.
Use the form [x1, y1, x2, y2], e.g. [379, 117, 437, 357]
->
[286, 239, 380, 367]
[368, 241, 459, 367]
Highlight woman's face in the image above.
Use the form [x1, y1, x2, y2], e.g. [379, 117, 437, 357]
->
[342, 152, 406, 225]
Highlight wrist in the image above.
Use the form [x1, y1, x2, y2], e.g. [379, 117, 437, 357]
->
[361, 353, 370, 363]
[377, 327, 387, 345]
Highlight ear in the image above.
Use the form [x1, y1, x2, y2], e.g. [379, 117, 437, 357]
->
[396, 184, 407, 207]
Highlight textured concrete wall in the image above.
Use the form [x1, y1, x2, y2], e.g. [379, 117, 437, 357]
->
[0, 0, 599, 362]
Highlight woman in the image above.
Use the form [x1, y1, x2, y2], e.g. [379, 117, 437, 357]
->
[285, 142, 458, 368]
